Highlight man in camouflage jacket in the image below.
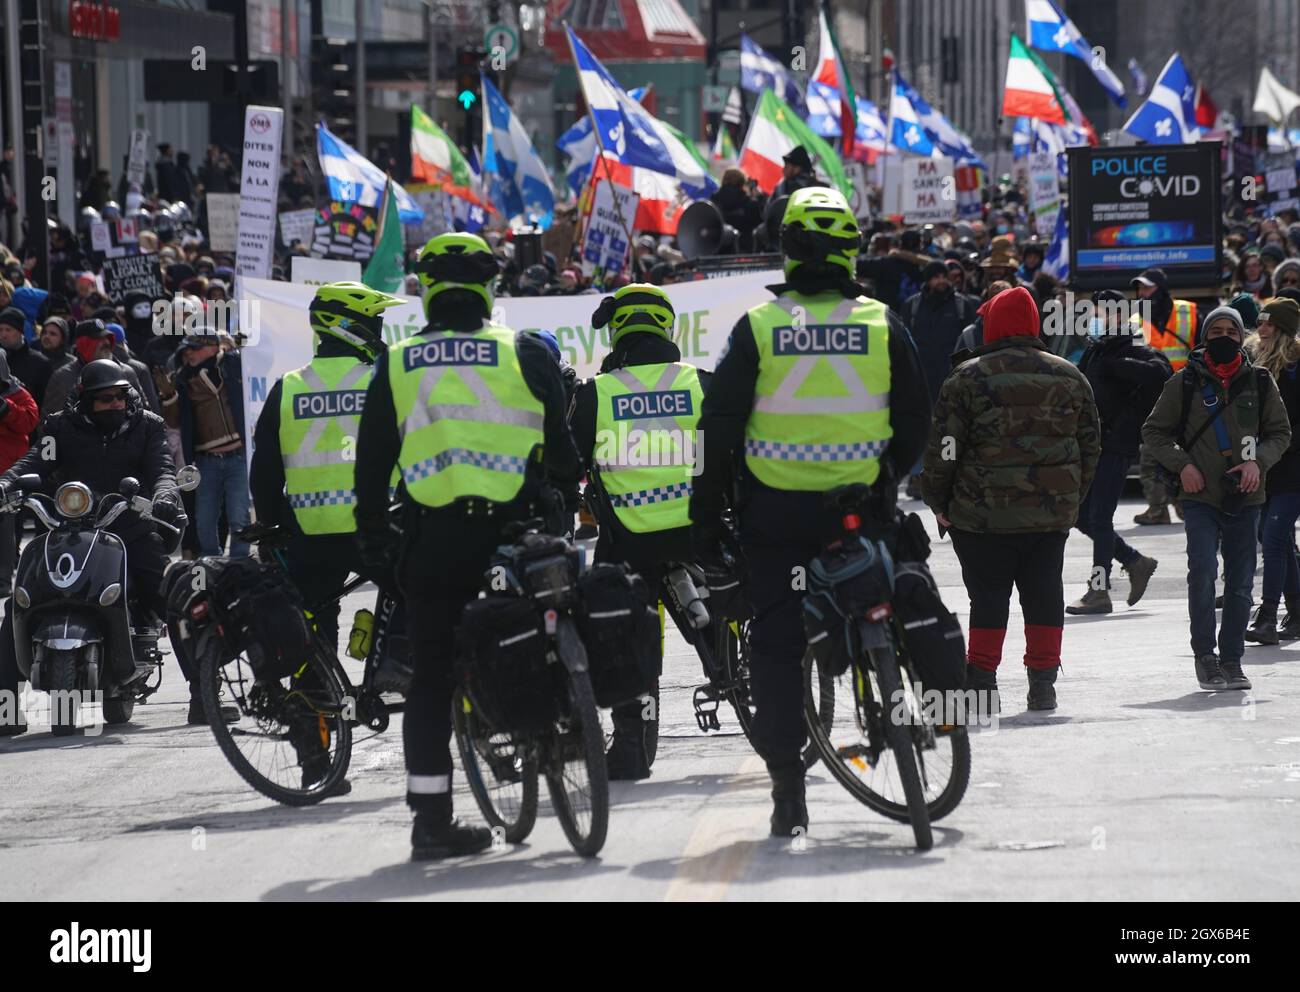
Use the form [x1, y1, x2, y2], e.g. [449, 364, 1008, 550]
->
[922, 286, 1100, 711]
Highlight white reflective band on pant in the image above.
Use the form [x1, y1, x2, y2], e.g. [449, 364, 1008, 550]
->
[744, 438, 889, 462]
[407, 774, 450, 795]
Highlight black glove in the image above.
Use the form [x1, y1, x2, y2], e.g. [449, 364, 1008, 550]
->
[356, 520, 400, 572]
[152, 492, 182, 525]
[691, 519, 725, 560]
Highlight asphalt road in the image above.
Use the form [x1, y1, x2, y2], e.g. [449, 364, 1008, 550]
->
[2, 496, 1298, 901]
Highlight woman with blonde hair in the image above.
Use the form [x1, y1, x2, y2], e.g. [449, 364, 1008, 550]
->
[1245, 297, 1300, 643]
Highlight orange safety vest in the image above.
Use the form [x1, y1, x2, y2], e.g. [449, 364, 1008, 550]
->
[1134, 300, 1198, 371]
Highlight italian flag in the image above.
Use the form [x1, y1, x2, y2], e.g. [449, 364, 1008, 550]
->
[739, 88, 852, 199]
[712, 125, 737, 163]
[814, 8, 858, 156]
[409, 105, 494, 211]
[1003, 35, 1066, 124]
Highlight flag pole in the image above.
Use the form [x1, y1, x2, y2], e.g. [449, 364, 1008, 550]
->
[565, 24, 643, 282]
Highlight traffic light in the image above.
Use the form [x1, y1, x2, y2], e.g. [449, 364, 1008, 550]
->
[456, 48, 486, 148]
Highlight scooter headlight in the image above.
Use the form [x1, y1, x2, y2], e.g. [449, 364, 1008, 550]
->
[14, 586, 29, 608]
[55, 482, 93, 518]
[99, 583, 122, 606]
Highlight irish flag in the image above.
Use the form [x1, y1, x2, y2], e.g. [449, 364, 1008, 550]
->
[409, 105, 493, 210]
[813, 8, 858, 156]
[1003, 35, 1066, 124]
[739, 88, 851, 199]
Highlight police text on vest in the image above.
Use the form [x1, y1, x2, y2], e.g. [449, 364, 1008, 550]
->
[404, 338, 498, 370]
[612, 390, 694, 421]
[773, 325, 868, 356]
[293, 390, 367, 418]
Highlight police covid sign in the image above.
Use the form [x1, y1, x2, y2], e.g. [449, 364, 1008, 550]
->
[1067, 142, 1222, 290]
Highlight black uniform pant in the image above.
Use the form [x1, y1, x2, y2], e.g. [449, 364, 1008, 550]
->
[737, 488, 834, 770]
[593, 544, 663, 736]
[0, 530, 170, 724]
[280, 533, 365, 655]
[399, 511, 502, 816]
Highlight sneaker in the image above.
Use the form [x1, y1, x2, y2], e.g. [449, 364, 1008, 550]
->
[1133, 505, 1171, 525]
[1026, 667, 1058, 711]
[1066, 588, 1112, 615]
[1245, 603, 1280, 645]
[410, 814, 493, 860]
[1123, 555, 1158, 606]
[1194, 653, 1227, 691]
[1219, 659, 1251, 691]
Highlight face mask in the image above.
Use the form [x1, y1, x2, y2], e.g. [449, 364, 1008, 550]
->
[996, 224, 1009, 234]
[91, 408, 126, 434]
[1206, 335, 1242, 364]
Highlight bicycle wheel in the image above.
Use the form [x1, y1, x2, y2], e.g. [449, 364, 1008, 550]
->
[544, 666, 609, 858]
[804, 635, 967, 849]
[200, 641, 352, 807]
[871, 645, 932, 850]
[721, 619, 831, 768]
[453, 689, 539, 844]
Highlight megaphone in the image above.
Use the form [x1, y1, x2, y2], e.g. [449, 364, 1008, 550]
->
[677, 200, 738, 259]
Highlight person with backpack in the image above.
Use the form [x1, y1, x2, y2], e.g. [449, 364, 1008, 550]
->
[1067, 290, 1170, 615]
[1141, 307, 1292, 691]
[1243, 298, 1300, 644]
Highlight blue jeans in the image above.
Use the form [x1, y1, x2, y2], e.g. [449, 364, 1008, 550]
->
[1182, 501, 1260, 663]
[195, 452, 251, 557]
[1074, 450, 1140, 581]
[1260, 491, 1300, 605]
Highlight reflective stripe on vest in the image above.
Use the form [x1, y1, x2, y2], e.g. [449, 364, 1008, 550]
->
[388, 325, 545, 508]
[744, 293, 892, 491]
[1133, 301, 1198, 372]
[280, 357, 372, 534]
[593, 362, 703, 533]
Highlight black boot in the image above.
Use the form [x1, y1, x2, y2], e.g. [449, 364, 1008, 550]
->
[1245, 602, 1280, 645]
[964, 664, 1000, 716]
[767, 761, 808, 837]
[605, 708, 651, 781]
[187, 680, 239, 725]
[1280, 598, 1300, 640]
[1026, 667, 1058, 711]
[410, 813, 493, 860]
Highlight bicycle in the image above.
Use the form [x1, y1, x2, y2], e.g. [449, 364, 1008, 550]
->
[801, 483, 971, 851]
[453, 518, 609, 858]
[169, 520, 408, 807]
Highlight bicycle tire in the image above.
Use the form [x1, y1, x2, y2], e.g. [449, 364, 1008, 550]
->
[870, 646, 932, 850]
[200, 643, 352, 807]
[802, 647, 967, 830]
[453, 689, 539, 844]
[545, 667, 609, 858]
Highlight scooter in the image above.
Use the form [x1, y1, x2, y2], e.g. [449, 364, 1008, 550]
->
[3, 466, 200, 735]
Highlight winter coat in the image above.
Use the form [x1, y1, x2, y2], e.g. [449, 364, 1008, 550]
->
[901, 287, 978, 409]
[921, 334, 1100, 533]
[1078, 335, 1173, 457]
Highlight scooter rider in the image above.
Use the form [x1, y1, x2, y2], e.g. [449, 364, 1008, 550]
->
[354, 233, 582, 860]
[569, 283, 708, 780]
[690, 187, 931, 836]
[0, 360, 205, 735]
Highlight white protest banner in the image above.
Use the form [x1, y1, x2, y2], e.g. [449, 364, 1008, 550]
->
[238, 269, 782, 462]
[581, 179, 638, 287]
[235, 106, 283, 283]
[879, 155, 905, 216]
[206, 193, 242, 252]
[902, 156, 956, 224]
[127, 129, 150, 188]
[291, 256, 363, 285]
[1028, 152, 1061, 237]
[89, 221, 112, 254]
[278, 208, 316, 248]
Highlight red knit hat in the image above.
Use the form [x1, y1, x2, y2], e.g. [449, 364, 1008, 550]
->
[980, 285, 1040, 342]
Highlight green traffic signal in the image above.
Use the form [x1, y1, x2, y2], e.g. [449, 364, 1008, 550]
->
[458, 90, 476, 110]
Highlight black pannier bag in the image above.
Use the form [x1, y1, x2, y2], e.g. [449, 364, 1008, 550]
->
[892, 561, 966, 691]
[801, 588, 856, 677]
[205, 557, 315, 682]
[808, 535, 894, 616]
[576, 562, 660, 708]
[455, 595, 557, 732]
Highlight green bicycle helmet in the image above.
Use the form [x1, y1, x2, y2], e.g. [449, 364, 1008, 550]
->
[591, 283, 675, 345]
[411, 232, 498, 317]
[309, 281, 405, 360]
[779, 187, 861, 280]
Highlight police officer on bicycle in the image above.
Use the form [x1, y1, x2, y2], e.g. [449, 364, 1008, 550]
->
[354, 233, 582, 860]
[691, 188, 930, 836]
[569, 283, 708, 780]
[250, 281, 404, 649]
